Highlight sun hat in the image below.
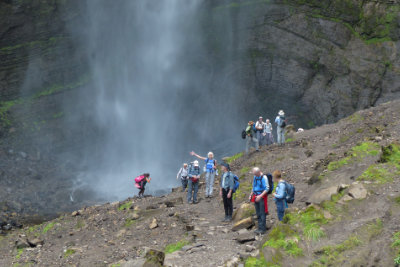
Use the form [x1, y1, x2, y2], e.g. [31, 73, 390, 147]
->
[278, 110, 285, 116]
[193, 160, 199, 167]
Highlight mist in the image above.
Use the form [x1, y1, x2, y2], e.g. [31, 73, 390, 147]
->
[63, 0, 248, 201]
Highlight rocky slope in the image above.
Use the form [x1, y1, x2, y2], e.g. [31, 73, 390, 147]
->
[1, 99, 399, 266]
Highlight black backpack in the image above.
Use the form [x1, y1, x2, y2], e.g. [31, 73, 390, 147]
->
[241, 130, 247, 139]
[285, 182, 295, 204]
[266, 173, 274, 195]
[279, 116, 287, 128]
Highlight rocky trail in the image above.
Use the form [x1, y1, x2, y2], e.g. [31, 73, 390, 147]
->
[1, 99, 400, 266]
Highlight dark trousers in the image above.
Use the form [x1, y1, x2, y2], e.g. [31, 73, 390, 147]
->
[181, 178, 188, 191]
[222, 188, 233, 216]
[187, 180, 199, 203]
[276, 199, 286, 221]
[255, 199, 267, 231]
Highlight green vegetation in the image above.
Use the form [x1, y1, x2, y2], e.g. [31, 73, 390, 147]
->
[124, 218, 136, 228]
[311, 236, 362, 266]
[244, 256, 269, 267]
[394, 196, 400, 204]
[358, 143, 400, 184]
[321, 191, 345, 216]
[0, 99, 21, 126]
[52, 112, 64, 119]
[164, 239, 190, 254]
[0, 36, 65, 52]
[225, 152, 243, 164]
[392, 232, 400, 265]
[118, 202, 133, 211]
[64, 248, 76, 258]
[34, 74, 90, 98]
[263, 224, 303, 257]
[16, 248, 24, 259]
[42, 222, 55, 234]
[284, 206, 328, 241]
[285, 138, 294, 143]
[363, 219, 383, 241]
[233, 179, 252, 201]
[240, 167, 251, 175]
[75, 219, 85, 229]
[326, 142, 380, 172]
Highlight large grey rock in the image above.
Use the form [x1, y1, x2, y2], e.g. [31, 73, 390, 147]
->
[164, 251, 184, 267]
[308, 186, 339, 204]
[348, 183, 368, 200]
[232, 217, 254, 231]
[120, 259, 146, 267]
[233, 203, 254, 222]
[143, 249, 165, 267]
[235, 233, 256, 244]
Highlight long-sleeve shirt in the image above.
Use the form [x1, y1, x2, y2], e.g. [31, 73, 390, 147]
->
[252, 175, 269, 195]
[264, 123, 273, 134]
[274, 181, 287, 200]
[220, 171, 235, 190]
[188, 166, 201, 178]
[177, 167, 189, 179]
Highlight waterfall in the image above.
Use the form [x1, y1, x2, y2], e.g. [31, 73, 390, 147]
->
[67, 0, 246, 200]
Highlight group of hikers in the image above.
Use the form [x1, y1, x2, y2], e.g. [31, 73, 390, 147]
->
[244, 110, 287, 153]
[134, 109, 294, 234]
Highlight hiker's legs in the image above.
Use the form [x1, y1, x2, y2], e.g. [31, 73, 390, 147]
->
[245, 136, 251, 153]
[256, 131, 262, 146]
[255, 200, 266, 232]
[208, 172, 215, 196]
[193, 182, 199, 202]
[181, 179, 187, 191]
[187, 180, 193, 202]
[222, 189, 229, 216]
[277, 127, 284, 145]
[270, 133, 275, 144]
[205, 172, 210, 196]
[253, 137, 259, 150]
[227, 193, 233, 217]
[276, 200, 286, 221]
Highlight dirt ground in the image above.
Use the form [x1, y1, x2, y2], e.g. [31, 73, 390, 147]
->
[1, 99, 400, 267]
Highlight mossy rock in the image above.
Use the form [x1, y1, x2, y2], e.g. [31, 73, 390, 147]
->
[144, 249, 165, 267]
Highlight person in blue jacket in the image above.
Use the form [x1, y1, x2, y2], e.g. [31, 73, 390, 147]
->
[219, 163, 235, 222]
[248, 167, 269, 234]
[190, 151, 217, 198]
[187, 160, 201, 204]
[273, 170, 288, 221]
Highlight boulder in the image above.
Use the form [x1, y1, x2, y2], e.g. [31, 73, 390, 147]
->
[144, 249, 165, 267]
[120, 258, 146, 267]
[307, 186, 339, 204]
[235, 233, 256, 244]
[226, 256, 240, 267]
[71, 211, 80, 216]
[233, 203, 254, 222]
[185, 224, 194, 232]
[149, 218, 158, 229]
[163, 197, 183, 208]
[131, 213, 140, 220]
[232, 217, 254, 231]
[348, 184, 367, 200]
[338, 195, 354, 204]
[27, 238, 44, 247]
[15, 238, 30, 249]
[164, 251, 183, 267]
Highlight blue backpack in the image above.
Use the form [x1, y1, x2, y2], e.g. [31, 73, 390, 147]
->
[285, 182, 295, 204]
[233, 175, 240, 193]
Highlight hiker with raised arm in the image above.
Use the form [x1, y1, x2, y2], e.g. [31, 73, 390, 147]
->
[177, 163, 189, 192]
[249, 167, 269, 234]
[187, 160, 201, 204]
[275, 110, 287, 145]
[134, 173, 151, 198]
[190, 151, 217, 198]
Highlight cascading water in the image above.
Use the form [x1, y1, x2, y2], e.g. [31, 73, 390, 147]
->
[67, 0, 247, 201]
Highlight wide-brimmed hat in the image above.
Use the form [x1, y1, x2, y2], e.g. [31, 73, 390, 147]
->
[221, 162, 230, 171]
[193, 160, 199, 167]
[278, 110, 285, 116]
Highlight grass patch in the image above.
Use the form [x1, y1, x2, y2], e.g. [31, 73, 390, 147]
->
[0, 99, 22, 126]
[311, 236, 362, 266]
[225, 152, 243, 164]
[34, 74, 90, 99]
[164, 239, 190, 254]
[357, 164, 397, 184]
[124, 218, 136, 228]
[392, 232, 400, 265]
[118, 202, 133, 211]
[339, 135, 350, 143]
[348, 113, 364, 123]
[326, 142, 379, 172]
[321, 191, 345, 216]
[240, 167, 251, 175]
[263, 224, 303, 257]
[394, 196, 400, 204]
[75, 219, 85, 229]
[16, 248, 24, 259]
[244, 256, 269, 267]
[284, 205, 328, 241]
[233, 180, 252, 201]
[64, 249, 76, 258]
[380, 143, 400, 166]
[42, 222, 55, 234]
[285, 138, 294, 143]
[363, 218, 383, 241]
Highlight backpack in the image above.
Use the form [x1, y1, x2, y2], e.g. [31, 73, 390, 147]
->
[134, 175, 145, 183]
[284, 182, 295, 204]
[241, 130, 247, 139]
[233, 175, 240, 193]
[266, 173, 274, 195]
[279, 116, 287, 128]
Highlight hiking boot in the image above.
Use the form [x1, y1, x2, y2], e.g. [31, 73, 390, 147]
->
[221, 216, 228, 222]
[226, 216, 232, 222]
[255, 229, 266, 234]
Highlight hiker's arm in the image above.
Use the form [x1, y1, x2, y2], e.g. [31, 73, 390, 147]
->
[274, 184, 285, 199]
[177, 168, 181, 179]
[227, 189, 233, 198]
[190, 151, 206, 160]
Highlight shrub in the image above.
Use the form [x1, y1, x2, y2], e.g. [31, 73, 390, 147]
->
[226, 152, 243, 164]
[165, 239, 190, 254]
[263, 224, 303, 257]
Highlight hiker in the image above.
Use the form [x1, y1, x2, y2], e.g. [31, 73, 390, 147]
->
[135, 173, 151, 198]
[245, 121, 259, 153]
[273, 170, 288, 221]
[255, 116, 265, 145]
[263, 119, 274, 145]
[187, 160, 201, 204]
[249, 167, 269, 234]
[275, 110, 286, 145]
[177, 163, 189, 192]
[190, 151, 217, 198]
[219, 163, 235, 222]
